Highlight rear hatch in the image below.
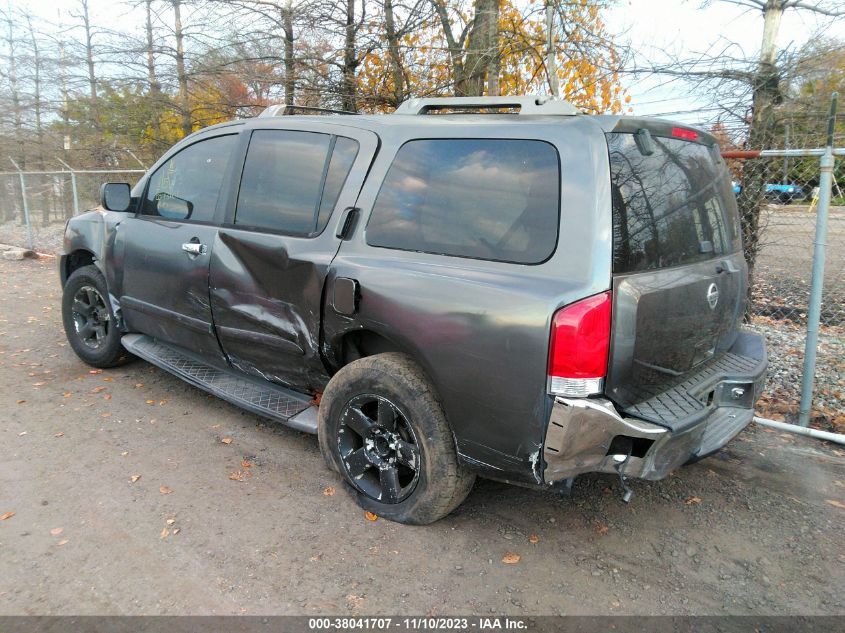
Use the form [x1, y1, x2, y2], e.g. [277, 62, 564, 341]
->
[603, 123, 748, 429]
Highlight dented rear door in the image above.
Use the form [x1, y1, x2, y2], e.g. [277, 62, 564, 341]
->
[208, 121, 378, 393]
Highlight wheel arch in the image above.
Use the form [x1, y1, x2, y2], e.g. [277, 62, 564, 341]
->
[324, 327, 460, 446]
[60, 249, 98, 287]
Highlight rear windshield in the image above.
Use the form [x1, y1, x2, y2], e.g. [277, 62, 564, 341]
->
[607, 132, 740, 273]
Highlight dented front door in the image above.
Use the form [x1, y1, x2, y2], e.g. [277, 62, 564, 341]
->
[208, 122, 379, 393]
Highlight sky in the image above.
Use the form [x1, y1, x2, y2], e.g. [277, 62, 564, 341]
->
[15, 0, 845, 126]
[605, 0, 845, 124]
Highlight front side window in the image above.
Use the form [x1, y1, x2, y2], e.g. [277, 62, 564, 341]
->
[143, 134, 236, 222]
[235, 130, 359, 235]
[366, 139, 560, 264]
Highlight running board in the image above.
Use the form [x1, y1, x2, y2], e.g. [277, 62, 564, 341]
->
[121, 334, 318, 434]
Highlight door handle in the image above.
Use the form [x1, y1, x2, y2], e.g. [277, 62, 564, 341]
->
[181, 242, 207, 255]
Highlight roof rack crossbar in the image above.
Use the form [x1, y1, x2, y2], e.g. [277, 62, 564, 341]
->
[258, 104, 360, 117]
[393, 95, 578, 116]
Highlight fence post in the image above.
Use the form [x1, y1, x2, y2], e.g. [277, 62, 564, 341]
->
[57, 158, 80, 217]
[8, 157, 33, 251]
[799, 92, 838, 427]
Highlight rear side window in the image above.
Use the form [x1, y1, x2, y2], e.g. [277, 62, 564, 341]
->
[608, 132, 740, 273]
[235, 130, 359, 235]
[366, 139, 560, 264]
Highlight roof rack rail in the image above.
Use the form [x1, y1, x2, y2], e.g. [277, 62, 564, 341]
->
[258, 104, 360, 117]
[393, 95, 578, 116]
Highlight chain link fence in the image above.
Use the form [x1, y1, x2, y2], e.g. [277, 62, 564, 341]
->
[723, 146, 844, 431]
[0, 168, 144, 253]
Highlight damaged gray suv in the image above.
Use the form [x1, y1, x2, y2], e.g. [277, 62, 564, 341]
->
[59, 95, 767, 524]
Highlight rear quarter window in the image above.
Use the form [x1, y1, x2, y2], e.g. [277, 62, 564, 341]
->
[608, 132, 740, 273]
[366, 138, 560, 264]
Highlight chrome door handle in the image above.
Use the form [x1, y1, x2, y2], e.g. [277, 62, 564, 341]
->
[181, 242, 206, 255]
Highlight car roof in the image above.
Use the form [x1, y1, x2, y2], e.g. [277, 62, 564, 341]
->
[187, 111, 716, 147]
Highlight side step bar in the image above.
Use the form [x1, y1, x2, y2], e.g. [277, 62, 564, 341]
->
[121, 334, 318, 434]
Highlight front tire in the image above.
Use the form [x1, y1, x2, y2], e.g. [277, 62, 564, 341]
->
[318, 353, 475, 525]
[62, 265, 130, 368]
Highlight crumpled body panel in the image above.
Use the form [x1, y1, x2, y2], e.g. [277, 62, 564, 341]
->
[208, 228, 334, 393]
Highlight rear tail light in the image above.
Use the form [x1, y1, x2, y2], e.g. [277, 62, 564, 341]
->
[671, 126, 698, 141]
[548, 291, 612, 397]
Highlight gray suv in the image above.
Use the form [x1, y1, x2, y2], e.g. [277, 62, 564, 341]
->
[59, 96, 767, 524]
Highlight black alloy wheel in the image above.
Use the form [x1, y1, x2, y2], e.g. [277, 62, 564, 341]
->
[337, 393, 421, 504]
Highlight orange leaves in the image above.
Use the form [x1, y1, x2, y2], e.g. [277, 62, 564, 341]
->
[50, 527, 64, 536]
[528, 534, 540, 544]
[130, 474, 141, 483]
[221, 437, 233, 445]
[685, 496, 702, 505]
[501, 552, 521, 564]
[323, 486, 336, 496]
[159, 486, 173, 495]
[364, 511, 378, 521]
[0, 511, 14, 521]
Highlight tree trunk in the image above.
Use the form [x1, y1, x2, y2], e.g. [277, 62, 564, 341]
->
[737, 0, 783, 318]
[431, 0, 464, 93]
[4, 13, 24, 171]
[341, 0, 358, 112]
[486, 0, 500, 96]
[3, 11, 23, 222]
[545, 0, 559, 97]
[145, 0, 162, 143]
[460, 0, 497, 96]
[383, 0, 405, 107]
[173, 0, 192, 136]
[80, 0, 97, 107]
[283, 0, 295, 106]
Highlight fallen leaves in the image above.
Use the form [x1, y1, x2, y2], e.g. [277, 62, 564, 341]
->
[501, 552, 521, 564]
[221, 437, 233, 445]
[323, 486, 336, 496]
[159, 486, 173, 495]
[160, 527, 169, 539]
[528, 534, 540, 544]
[145, 400, 155, 405]
[54, 432, 64, 437]
[57, 539, 69, 546]
[364, 511, 378, 521]
[229, 470, 249, 482]
[130, 474, 141, 483]
[91, 386, 106, 393]
[0, 511, 14, 521]
[50, 527, 63, 536]
[825, 499, 845, 510]
[595, 521, 609, 535]
[685, 496, 702, 505]
[16, 399, 25, 404]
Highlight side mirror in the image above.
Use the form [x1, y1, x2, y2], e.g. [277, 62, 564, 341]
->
[100, 182, 132, 212]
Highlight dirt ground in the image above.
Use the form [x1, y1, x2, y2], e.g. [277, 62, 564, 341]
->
[1, 257, 844, 616]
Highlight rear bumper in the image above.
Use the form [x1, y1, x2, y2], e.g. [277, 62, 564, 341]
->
[542, 331, 767, 483]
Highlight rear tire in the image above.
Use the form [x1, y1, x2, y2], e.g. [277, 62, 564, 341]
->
[318, 353, 475, 525]
[62, 265, 130, 368]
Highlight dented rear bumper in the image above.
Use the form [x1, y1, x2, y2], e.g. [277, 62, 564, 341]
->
[542, 333, 767, 483]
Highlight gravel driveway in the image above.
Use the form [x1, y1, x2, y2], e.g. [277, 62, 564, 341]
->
[1, 257, 843, 616]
